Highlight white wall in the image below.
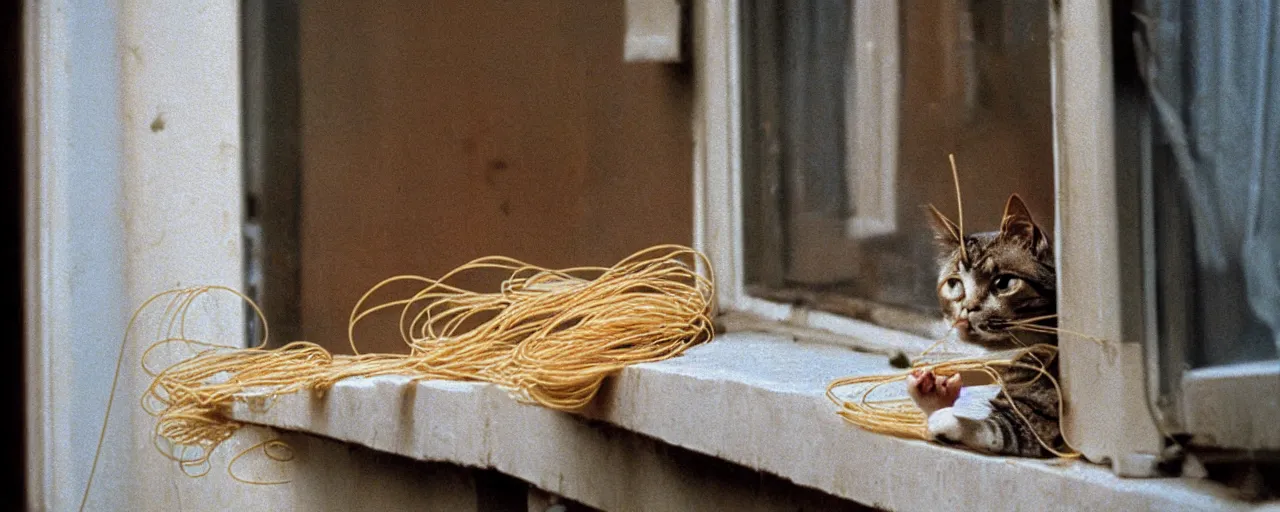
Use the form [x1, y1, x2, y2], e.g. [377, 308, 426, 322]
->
[27, 3, 493, 509]
[27, 0, 130, 509]
[29, 1, 252, 509]
[116, 0, 251, 508]
[63, 1, 128, 508]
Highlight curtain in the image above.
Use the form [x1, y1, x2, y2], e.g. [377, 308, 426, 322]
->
[1140, 0, 1280, 362]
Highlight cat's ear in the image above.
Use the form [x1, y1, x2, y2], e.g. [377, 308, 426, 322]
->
[1000, 194, 1049, 254]
[926, 204, 962, 247]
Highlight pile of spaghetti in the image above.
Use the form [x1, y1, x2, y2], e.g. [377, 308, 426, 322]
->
[111, 245, 715, 480]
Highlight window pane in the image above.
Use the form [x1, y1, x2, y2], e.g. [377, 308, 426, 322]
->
[1142, 0, 1280, 367]
[741, 0, 1055, 328]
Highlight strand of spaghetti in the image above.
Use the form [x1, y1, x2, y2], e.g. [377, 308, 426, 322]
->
[154, 289, 194, 361]
[228, 439, 294, 485]
[986, 359, 1080, 457]
[346, 275, 439, 354]
[1011, 324, 1109, 345]
[919, 335, 949, 356]
[948, 153, 968, 263]
[82, 288, 191, 512]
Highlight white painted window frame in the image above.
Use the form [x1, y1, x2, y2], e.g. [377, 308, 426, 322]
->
[695, 0, 1268, 478]
[694, 0, 938, 357]
[843, 0, 900, 240]
[1054, 0, 1279, 472]
[1050, 0, 1167, 476]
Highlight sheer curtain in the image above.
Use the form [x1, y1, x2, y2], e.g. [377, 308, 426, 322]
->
[1140, 0, 1280, 363]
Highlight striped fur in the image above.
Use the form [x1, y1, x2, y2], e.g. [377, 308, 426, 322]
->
[914, 195, 1064, 457]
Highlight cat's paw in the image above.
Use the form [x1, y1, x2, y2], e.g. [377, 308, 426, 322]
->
[926, 407, 1002, 453]
[907, 369, 962, 416]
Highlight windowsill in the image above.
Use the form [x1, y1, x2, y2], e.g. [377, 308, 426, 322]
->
[229, 332, 1252, 511]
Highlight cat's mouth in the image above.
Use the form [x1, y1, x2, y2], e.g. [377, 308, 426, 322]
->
[984, 318, 1021, 333]
[952, 317, 1008, 343]
[981, 318, 1051, 344]
[951, 318, 978, 337]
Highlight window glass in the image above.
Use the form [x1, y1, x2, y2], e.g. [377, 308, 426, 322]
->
[741, 0, 1055, 329]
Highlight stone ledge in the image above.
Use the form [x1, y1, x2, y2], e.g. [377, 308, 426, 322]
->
[229, 332, 1258, 511]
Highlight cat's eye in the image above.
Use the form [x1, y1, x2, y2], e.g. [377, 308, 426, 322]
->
[940, 277, 964, 300]
[993, 275, 1022, 294]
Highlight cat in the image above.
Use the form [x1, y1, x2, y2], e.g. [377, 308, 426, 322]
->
[906, 194, 1064, 457]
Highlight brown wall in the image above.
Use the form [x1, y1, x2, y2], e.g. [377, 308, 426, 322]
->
[298, 2, 693, 353]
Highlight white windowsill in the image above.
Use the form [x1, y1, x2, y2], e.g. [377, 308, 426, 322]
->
[229, 332, 1253, 511]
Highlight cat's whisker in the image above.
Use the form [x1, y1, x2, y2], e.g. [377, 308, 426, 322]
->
[1007, 314, 1058, 325]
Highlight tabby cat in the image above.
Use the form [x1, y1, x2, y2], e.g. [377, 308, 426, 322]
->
[907, 194, 1064, 457]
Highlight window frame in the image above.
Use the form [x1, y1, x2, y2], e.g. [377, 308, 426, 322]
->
[1050, 0, 1167, 475]
[1057, 0, 1279, 464]
[1125, 2, 1280, 455]
[694, 0, 1201, 476]
[842, 0, 900, 240]
[694, 0, 940, 357]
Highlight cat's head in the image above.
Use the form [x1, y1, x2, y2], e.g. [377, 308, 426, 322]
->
[927, 194, 1056, 349]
